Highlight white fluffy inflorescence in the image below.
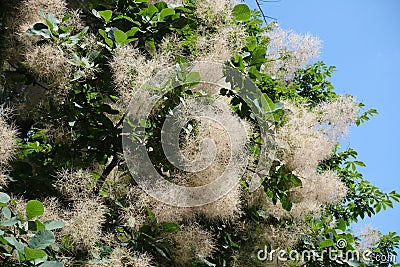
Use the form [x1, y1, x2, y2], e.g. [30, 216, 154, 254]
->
[0, 109, 18, 185]
[87, 247, 154, 267]
[356, 226, 381, 252]
[110, 45, 174, 110]
[55, 169, 97, 200]
[25, 44, 72, 89]
[171, 224, 216, 266]
[194, 0, 233, 25]
[258, 96, 360, 221]
[277, 96, 359, 175]
[62, 198, 107, 251]
[264, 24, 322, 81]
[4, 0, 91, 101]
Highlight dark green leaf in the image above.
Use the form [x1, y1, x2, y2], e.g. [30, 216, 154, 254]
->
[161, 222, 180, 233]
[28, 220, 46, 232]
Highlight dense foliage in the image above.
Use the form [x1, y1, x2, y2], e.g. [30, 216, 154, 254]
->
[0, 0, 399, 266]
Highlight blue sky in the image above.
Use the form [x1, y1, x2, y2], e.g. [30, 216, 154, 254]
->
[245, 0, 400, 259]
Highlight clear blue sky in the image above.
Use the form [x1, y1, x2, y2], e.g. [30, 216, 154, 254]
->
[245, 0, 400, 259]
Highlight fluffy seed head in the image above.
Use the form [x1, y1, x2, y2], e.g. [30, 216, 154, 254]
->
[110, 46, 173, 109]
[25, 44, 71, 90]
[194, 0, 232, 25]
[0, 110, 18, 186]
[54, 169, 97, 200]
[62, 198, 107, 250]
[171, 224, 216, 266]
[276, 100, 335, 173]
[264, 24, 322, 80]
[356, 226, 381, 252]
[87, 248, 154, 267]
[195, 24, 247, 63]
[316, 95, 360, 140]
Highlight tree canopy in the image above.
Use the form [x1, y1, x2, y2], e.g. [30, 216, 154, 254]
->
[0, 0, 399, 266]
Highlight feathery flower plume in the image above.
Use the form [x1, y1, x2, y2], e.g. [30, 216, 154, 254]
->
[55, 169, 97, 200]
[110, 45, 173, 109]
[264, 24, 322, 81]
[194, 0, 232, 25]
[87, 248, 154, 267]
[62, 198, 107, 250]
[25, 44, 72, 90]
[171, 224, 216, 266]
[0, 108, 18, 186]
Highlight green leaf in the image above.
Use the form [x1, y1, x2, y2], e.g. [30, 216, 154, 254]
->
[26, 23, 51, 39]
[2, 207, 11, 219]
[161, 222, 181, 233]
[99, 29, 113, 48]
[287, 174, 302, 187]
[246, 36, 257, 51]
[26, 200, 44, 220]
[250, 46, 267, 66]
[28, 220, 46, 232]
[319, 239, 334, 248]
[126, 27, 139, 37]
[185, 72, 201, 85]
[145, 4, 159, 18]
[40, 262, 63, 267]
[147, 208, 156, 224]
[28, 230, 55, 249]
[159, 8, 175, 20]
[5, 236, 25, 252]
[0, 192, 10, 203]
[280, 195, 292, 211]
[44, 220, 65, 231]
[336, 218, 347, 231]
[98, 10, 113, 23]
[232, 4, 251, 21]
[114, 29, 127, 45]
[24, 246, 47, 261]
[62, 13, 72, 23]
[0, 216, 19, 227]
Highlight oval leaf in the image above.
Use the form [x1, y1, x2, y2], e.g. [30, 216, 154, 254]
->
[232, 4, 251, 21]
[0, 192, 10, 203]
[40, 261, 64, 267]
[26, 200, 44, 220]
[159, 8, 175, 20]
[320, 239, 334, 249]
[24, 246, 47, 261]
[98, 10, 113, 23]
[44, 220, 65, 231]
[113, 29, 127, 44]
[28, 230, 55, 249]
